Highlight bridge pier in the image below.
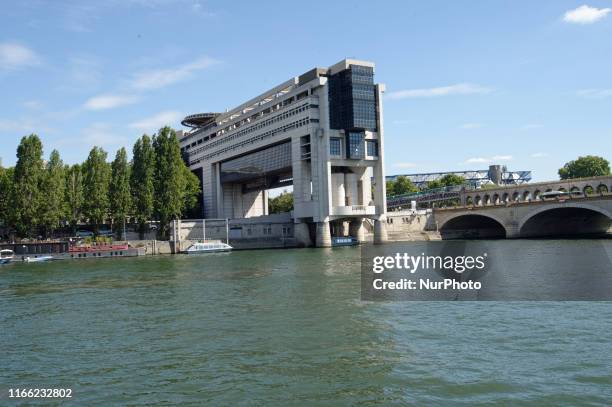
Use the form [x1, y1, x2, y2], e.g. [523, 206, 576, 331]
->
[315, 221, 332, 247]
[373, 218, 388, 244]
[349, 218, 366, 242]
[294, 222, 312, 247]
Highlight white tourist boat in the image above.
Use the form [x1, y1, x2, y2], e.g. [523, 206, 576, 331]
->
[182, 241, 233, 254]
[24, 255, 55, 263]
[0, 249, 14, 265]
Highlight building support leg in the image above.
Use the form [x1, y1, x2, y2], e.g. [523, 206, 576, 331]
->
[315, 221, 332, 248]
[349, 218, 366, 242]
[373, 218, 388, 245]
[295, 222, 313, 247]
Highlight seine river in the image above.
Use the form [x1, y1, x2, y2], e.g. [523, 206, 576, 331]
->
[2, 240, 612, 405]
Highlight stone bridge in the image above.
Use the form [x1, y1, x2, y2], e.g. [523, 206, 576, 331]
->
[433, 194, 612, 239]
[460, 175, 612, 206]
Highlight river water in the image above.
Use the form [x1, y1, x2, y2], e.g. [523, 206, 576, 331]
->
[2, 240, 612, 405]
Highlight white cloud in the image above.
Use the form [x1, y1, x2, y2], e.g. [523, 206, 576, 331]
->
[386, 83, 493, 100]
[465, 157, 490, 164]
[0, 42, 40, 70]
[459, 123, 484, 129]
[84, 94, 140, 110]
[129, 110, 183, 132]
[393, 162, 418, 169]
[130, 56, 218, 90]
[563, 5, 611, 24]
[531, 152, 548, 158]
[577, 88, 612, 99]
[465, 155, 512, 164]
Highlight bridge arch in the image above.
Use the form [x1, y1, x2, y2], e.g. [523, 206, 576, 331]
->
[584, 185, 594, 195]
[597, 184, 608, 194]
[439, 213, 507, 239]
[519, 203, 612, 238]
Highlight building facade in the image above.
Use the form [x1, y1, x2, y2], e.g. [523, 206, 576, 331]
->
[179, 59, 387, 247]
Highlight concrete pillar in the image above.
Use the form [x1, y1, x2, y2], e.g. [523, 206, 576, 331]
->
[331, 173, 345, 207]
[373, 218, 388, 245]
[315, 221, 332, 247]
[360, 169, 372, 206]
[262, 190, 269, 216]
[345, 173, 359, 206]
[215, 163, 223, 218]
[294, 222, 312, 247]
[340, 221, 349, 237]
[349, 218, 366, 242]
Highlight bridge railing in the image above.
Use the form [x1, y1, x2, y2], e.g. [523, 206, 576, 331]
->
[435, 190, 612, 211]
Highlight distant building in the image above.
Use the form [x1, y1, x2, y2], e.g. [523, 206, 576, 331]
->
[387, 165, 532, 188]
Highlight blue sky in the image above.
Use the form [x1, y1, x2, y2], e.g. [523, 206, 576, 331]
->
[1, 0, 611, 181]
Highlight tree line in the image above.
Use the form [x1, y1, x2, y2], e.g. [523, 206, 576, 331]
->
[386, 155, 611, 198]
[386, 173, 465, 197]
[0, 126, 200, 239]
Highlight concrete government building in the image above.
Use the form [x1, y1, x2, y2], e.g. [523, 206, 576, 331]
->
[179, 59, 387, 247]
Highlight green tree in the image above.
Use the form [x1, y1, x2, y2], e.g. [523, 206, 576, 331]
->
[182, 165, 201, 217]
[83, 146, 111, 230]
[386, 176, 418, 197]
[426, 174, 466, 190]
[0, 166, 14, 228]
[385, 180, 396, 197]
[269, 191, 294, 213]
[425, 179, 443, 190]
[558, 155, 611, 180]
[64, 164, 84, 234]
[439, 174, 465, 187]
[39, 150, 65, 237]
[131, 135, 156, 237]
[12, 134, 44, 237]
[153, 127, 187, 237]
[109, 147, 132, 237]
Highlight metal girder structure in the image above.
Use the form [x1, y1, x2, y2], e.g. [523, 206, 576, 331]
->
[387, 169, 532, 187]
[387, 185, 465, 209]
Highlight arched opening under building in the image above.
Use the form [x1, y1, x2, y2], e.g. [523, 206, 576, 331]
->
[439, 215, 507, 239]
[520, 207, 611, 238]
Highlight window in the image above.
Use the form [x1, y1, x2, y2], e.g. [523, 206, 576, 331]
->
[329, 138, 342, 156]
[366, 140, 378, 157]
[347, 132, 365, 159]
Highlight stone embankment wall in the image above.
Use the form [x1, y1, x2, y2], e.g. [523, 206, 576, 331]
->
[385, 210, 440, 241]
